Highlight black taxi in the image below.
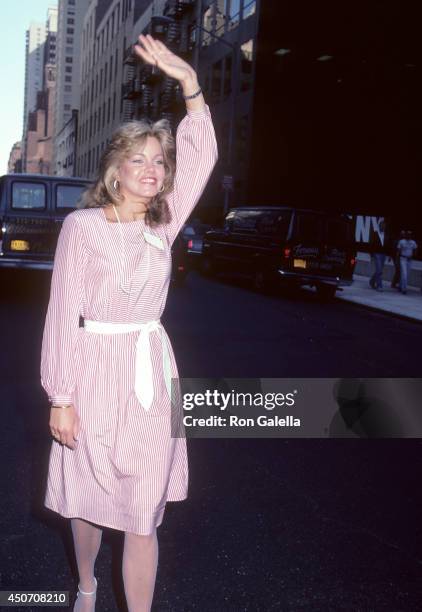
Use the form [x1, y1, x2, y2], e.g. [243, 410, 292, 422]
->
[201, 206, 356, 297]
[0, 174, 90, 270]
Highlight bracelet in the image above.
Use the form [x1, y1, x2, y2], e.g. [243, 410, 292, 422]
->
[51, 404, 72, 409]
[183, 86, 202, 100]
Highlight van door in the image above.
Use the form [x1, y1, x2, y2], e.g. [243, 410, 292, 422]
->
[254, 209, 292, 273]
[0, 179, 55, 267]
[228, 209, 262, 274]
[321, 214, 355, 281]
[289, 211, 325, 276]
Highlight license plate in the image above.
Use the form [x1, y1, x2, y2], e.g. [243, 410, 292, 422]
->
[11, 240, 30, 251]
[293, 258, 307, 269]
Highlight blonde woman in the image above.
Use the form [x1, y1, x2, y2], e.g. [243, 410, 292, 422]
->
[40, 34, 218, 612]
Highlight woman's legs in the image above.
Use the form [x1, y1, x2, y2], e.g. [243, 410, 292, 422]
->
[122, 528, 159, 612]
[71, 518, 103, 592]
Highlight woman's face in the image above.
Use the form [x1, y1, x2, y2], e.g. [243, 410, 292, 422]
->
[116, 136, 166, 203]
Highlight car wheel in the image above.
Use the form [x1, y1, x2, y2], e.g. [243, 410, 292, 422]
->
[316, 284, 337, 299]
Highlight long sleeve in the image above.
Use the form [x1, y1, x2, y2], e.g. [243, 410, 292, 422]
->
[40, 212, 88, 404]
[165, 103, 218, 244]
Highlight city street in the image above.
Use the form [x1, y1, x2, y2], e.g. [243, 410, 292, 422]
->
[1, 268, 421, 611]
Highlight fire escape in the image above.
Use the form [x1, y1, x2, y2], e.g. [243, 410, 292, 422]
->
[121, 1, 195, 129]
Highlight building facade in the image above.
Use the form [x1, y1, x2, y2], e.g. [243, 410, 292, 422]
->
[75, 0, 258, 221]
[22, 7, 58, 172]
[55, 109, 79, 175]
[23, 22, 47, 134]
[76, 0, 140, 178]
[7, 142, 23, 174]
[25, 65, 57, 174]
[53, 0, 89, 174]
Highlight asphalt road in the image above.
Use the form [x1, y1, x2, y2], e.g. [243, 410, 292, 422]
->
[0, 268, 421, 611]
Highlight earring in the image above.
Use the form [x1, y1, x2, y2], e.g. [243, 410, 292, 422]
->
[113, 179, 119, 191]
[159, 184, 165, 193]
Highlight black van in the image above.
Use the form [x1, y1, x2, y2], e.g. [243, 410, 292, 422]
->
[201, 206, 356, 297]
[0, 174, 90, 270]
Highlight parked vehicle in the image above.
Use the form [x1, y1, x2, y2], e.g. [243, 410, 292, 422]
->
[0, 174, 90, 270]
[170, 233, 189, 286]
[182, 221, 213, 270]
[201, 206, 356, 297]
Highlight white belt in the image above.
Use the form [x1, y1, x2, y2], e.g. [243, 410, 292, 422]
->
[83, 319, 172, 412]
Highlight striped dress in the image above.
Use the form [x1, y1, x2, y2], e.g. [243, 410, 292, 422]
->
[40, 104, 218, 535]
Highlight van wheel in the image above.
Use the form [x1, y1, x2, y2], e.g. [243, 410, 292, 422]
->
[201, 255, 215, 277]
[317, 284, 337, 299]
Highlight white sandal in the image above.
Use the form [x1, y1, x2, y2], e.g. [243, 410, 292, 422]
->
[73, 576, 97, 610]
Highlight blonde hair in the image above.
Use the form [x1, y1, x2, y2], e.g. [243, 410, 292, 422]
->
[82, 118, 176, 227]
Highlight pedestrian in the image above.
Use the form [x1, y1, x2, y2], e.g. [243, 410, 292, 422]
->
[391, 230, 406, 289]
[369, 219, 389, 291]
[40, 34, 218, 612]
[397, 230, 418, 294]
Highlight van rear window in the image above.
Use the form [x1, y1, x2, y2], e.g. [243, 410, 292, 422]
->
[12, 182, 46, 210]
[56, 184, 86, 209]
[294, 213, 324, 242]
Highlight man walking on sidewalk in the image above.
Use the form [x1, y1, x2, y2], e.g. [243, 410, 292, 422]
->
[369, 219, 390, 291]
[397, 230, 418, 294]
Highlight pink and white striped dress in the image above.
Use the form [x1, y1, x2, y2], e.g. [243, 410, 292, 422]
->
[40, 104, 218, 535]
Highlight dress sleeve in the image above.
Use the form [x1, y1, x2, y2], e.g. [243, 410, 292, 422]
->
[40, 213, 87, 404]
[164, 103, 218, 245]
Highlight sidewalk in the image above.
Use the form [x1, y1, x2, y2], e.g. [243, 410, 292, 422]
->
[337, 274, 422, 323]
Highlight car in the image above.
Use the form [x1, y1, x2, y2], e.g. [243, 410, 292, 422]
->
[182, 221, 213, 270]
[0, 173, 90, 270]
[170, 233, 189, 286]
[201, 206, 356, 298]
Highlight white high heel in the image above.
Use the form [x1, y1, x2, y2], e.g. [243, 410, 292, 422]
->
[73, 576, 97, 611]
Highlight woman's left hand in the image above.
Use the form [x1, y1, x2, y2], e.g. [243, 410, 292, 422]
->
[133, 34, 196, 84]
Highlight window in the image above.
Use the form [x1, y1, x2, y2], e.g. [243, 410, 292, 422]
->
[65, 85, 72, 92]
[66, 57, 73, 63]
[64, 104, 71, 110]
[67, 28, 74, 34]
[66, 37, 73, 44]
[56, 184, 86, 209]
[232, 210, 260, 234]
[256, 211, 291, 237]
[228, 0, 241, 30]
[12, 182, 46, 210]
[243, 0, 256, 19]
[293, 213, 324, 243]
[65, 76, 72, 82]
[65, 66, 72, 73]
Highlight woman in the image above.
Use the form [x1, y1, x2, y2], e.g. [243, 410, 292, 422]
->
[40, 34, 218, 612]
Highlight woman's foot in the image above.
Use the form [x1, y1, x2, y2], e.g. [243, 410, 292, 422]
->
[73, 576, 97, 612]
